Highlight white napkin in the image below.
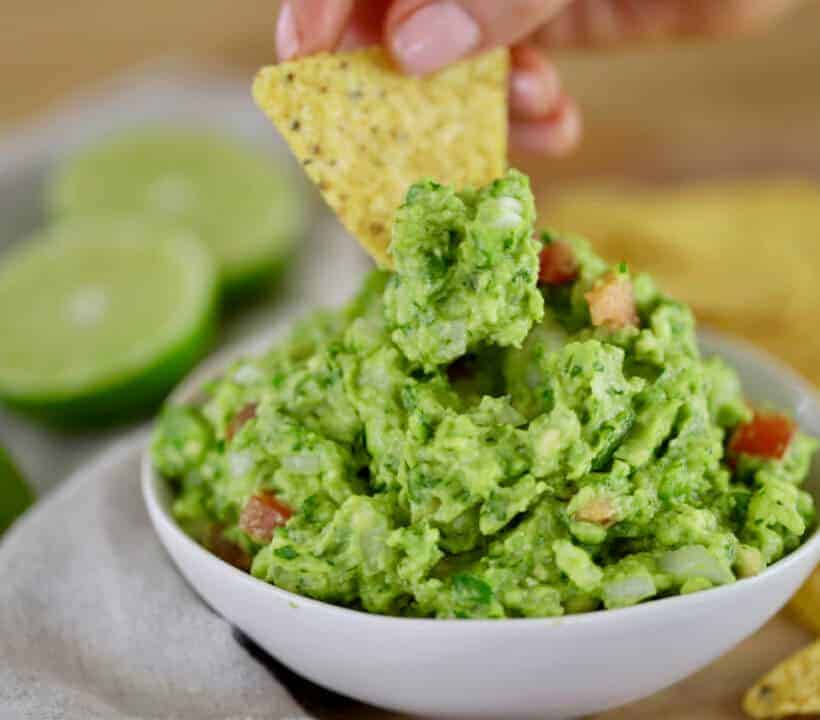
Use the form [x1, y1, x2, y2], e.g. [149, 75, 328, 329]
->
[0, 435, 317, 720]
[0, 211, 374, 719]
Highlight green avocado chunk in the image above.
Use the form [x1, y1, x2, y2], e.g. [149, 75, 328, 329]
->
[384, 169, 544, 370]
[152, 169, 817, 618]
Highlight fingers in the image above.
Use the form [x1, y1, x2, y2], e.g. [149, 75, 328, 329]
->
[511, 92, 582, 157]
[274, 1, 584, 157]
[338, 0, 394, 50]
[508, 43, 581, 156]
[276, 0, 355, 61]
[385, 0, 572, 75]
[532, 0, 801, 50]
[509, 44, 562, 120]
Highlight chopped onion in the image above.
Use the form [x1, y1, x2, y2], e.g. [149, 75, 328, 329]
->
[659, 545, 734, 585]
[283, 452, 321, 475]
[603, 574, 656, 607]
[227, 450, 254, 478]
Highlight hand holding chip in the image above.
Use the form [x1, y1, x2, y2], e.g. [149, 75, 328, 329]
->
[275, 0, 798, 156]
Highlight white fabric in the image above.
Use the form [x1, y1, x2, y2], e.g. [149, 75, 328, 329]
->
[0, 435, 312, 720]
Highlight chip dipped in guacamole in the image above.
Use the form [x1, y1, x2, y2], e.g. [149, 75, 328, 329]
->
[152, 170, 817, 619]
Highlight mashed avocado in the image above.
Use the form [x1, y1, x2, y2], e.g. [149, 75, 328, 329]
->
[153, 170, 817, 618]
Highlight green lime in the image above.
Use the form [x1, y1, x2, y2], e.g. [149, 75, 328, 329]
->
[0, 445, 34, 533]
[0, 216, 218, 426]
[49, 128, 305, 296]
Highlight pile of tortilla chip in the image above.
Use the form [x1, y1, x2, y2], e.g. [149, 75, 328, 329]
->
[254, 46, 508, 267]
[541, 181, 820, 336]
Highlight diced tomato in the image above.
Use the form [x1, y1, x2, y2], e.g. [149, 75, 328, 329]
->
[585, 272, 639, 330]
[573, 497, 617, 527]
[239, 491, 293, 544]
[208, 525, 252, 571]
[729, 411, 795, 460]
[205, 523, 251, 570]
[539, 240, 578, 285]
[226, 402, 258, 441]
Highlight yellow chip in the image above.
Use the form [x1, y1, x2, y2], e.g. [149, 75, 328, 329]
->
[539, 180, 820, 384]
[253, 47, 508, 267]
[540, 181, 820, 329]
[743, 639, 820, 718]
[789, 566, 820, 635]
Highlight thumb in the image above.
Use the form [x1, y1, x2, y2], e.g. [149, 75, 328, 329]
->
[386, 0, 571, 75]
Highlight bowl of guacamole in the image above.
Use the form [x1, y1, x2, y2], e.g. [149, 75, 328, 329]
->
[151, 170, 817, 619]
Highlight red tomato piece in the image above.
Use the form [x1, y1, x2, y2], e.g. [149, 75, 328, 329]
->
[239, 491, 293, 544]
[539, 240, 579, 285]
[226, 402, 258, 441]
[208, 524, 252, 571]
[585, 272, 639, 330]
[729, 411, 796, 460]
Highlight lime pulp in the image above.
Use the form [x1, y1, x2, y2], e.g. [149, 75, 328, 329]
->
[49, 128, 306, 296]
[0, 216, 218, 425]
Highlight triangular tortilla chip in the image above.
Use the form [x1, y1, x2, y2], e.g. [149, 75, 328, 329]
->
[253, 47, 508, 267]
[744, 639, 820, 718]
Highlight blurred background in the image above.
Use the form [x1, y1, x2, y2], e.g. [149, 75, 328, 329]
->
[0, 2, 819, 717]
[3, 0, 819, 178]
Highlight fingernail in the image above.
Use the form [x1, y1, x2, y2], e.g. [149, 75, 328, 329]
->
[276, 1, 300, 61]
[511, 95, 582, 156]
[547, 96, 582, 156]
[509, 67, 561, 119]
[391, 2, 481, 75]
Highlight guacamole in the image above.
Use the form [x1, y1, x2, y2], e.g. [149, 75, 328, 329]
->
[153, 170, 817, 618]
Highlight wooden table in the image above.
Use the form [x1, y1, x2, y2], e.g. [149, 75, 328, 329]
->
[3, 1, 819, 718]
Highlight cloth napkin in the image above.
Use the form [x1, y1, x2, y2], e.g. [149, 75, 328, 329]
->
[0, 208, 374, 720]
[0, 220, 373, 720]
[0, 434, 317, 720]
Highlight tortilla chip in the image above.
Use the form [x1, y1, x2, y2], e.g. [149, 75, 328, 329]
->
[789, 566, 820, 635]
[743, 639, 820, 718]
[253, 47, 508, 267]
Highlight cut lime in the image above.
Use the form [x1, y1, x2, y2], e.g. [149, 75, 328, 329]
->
[0, 445, 34, 534]
[50, 128, 305, 296]
[0, 216, 218, 426]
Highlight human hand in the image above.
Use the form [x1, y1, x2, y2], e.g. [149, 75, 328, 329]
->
[275, 0, 799, 156]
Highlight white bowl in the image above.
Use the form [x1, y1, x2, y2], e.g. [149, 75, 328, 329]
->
[142, 328, 820, 720]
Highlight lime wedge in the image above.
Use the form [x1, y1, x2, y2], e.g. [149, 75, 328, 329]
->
[50, 128, 305, 296]
[0, 445, 34, 534]
[0, 216, 218, 425]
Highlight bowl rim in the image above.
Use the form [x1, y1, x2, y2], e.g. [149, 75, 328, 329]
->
[142, 326, 820, 628]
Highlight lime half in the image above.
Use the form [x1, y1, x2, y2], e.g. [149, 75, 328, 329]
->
[0, 217, 218, 426]
[0, 445, 34, 534]
[50, 128, 305, 296]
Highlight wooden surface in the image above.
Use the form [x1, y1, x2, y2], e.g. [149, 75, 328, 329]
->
[3, 1, 820, 718]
